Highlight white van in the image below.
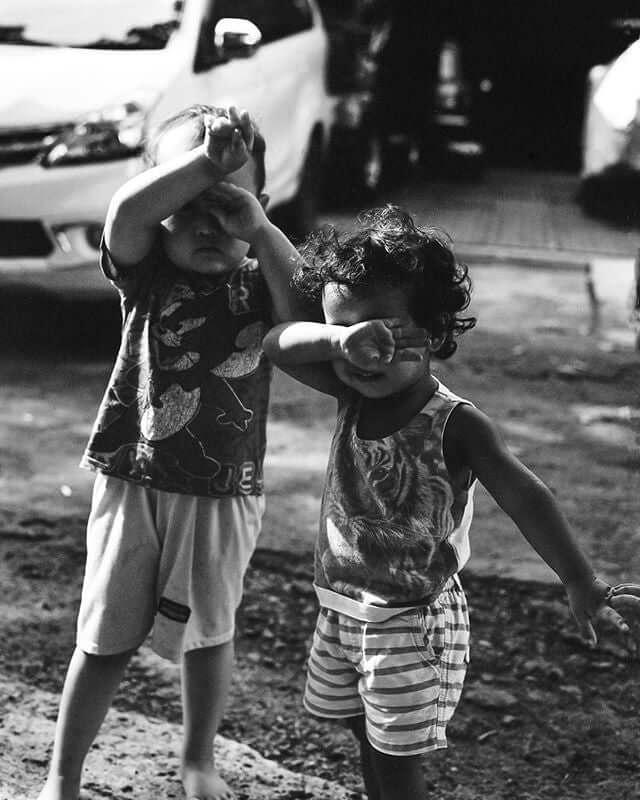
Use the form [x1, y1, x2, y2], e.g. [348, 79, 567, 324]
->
[0, 0, 332, 298]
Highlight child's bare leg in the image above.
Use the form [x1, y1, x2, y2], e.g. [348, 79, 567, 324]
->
[346, 716, 426, 800]
[181, 641, 235, 800]
[346, 716, 381, 800]
[368, 749, 426, 800]
[38, 646, 135, 800]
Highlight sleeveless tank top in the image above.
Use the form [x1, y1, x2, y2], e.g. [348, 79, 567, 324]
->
[314, 379, 475, 621]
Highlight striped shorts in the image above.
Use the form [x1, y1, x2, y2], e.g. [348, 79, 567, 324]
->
[303, 576, 470, 756]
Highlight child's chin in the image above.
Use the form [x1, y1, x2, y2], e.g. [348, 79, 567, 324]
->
[350, 380, 392, 398]
[187, 259, 235, 276]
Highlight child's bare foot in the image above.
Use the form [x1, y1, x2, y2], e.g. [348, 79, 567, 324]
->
[36, 775, 80, 800]
[181, 760, 235, 800]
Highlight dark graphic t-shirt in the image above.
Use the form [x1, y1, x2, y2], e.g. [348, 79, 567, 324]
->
[80, 241, 272, 497]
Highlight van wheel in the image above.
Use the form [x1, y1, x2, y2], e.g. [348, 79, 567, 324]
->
[274, 135, 324, 243]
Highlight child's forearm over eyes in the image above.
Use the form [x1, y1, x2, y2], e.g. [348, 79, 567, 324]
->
[105, 146, 222, 264]
[263, 322, 343, 365]
[113, 146, 221, 229]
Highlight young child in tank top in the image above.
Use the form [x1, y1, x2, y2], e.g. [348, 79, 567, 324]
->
[263, 205, 640, 800]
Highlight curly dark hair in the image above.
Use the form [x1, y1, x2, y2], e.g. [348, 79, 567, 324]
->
[294, 205, 476, 359]
[144, 104, 266, 194]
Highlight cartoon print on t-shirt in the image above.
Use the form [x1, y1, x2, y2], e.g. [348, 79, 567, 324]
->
[93, 264, 267, 484]
[140, 281, 264, 440]
[211, 321, 264, 430]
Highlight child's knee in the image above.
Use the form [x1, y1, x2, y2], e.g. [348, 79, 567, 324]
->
[78, 645, 137, 660]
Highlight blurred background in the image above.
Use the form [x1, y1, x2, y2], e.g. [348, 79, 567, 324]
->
[1, 0, 639, 612]
[2, 3, 640, 798]
[1, 0, 639, 597]
[1, 0, 640, 302]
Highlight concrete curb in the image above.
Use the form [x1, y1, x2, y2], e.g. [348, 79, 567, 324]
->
[456, 242, 591, 271]
[0, 677, 354, 800]
[460, 246, 637, 340]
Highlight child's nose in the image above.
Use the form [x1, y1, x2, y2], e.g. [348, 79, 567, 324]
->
[194, 213, 222, 237]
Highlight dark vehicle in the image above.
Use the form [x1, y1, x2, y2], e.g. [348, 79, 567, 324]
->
[320, 0, 389, 204]
[319, 0, 486, 206]
[430, 38, 486, 176]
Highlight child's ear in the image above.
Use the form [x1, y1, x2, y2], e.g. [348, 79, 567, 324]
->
[258, 192, 269, 210]
[426, 334, 444, 353]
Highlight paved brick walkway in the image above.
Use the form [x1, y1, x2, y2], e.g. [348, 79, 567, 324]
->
[391, 168, 640, 263]
[323, 168, 640, 267]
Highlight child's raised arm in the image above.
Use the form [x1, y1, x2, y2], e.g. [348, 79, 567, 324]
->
[200, 180, 307, 324]
[104, 108, 251, 266]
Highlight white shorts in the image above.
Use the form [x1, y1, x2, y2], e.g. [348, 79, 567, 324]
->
[76, 472, 265, 662]
[304, 577, 470, 756]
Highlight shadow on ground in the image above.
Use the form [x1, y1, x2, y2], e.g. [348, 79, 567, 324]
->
[0, 291, 121, 357]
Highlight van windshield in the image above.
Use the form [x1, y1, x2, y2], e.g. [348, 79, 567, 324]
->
[1, 0, 184, 49]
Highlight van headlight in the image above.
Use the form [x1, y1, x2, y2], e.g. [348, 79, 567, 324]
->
[41, 101, 147, 167]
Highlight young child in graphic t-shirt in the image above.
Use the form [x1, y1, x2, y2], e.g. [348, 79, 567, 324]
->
[38, 104, 303, 800]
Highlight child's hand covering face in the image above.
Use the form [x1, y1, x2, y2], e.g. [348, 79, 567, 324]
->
[201, 182, 266, 244]
[339, 318, 428, 371]
[205, 106, 254, 176]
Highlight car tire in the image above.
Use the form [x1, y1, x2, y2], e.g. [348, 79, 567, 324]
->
[273, 132, 324, 243]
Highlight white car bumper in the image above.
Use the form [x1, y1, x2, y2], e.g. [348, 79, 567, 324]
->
[0, 157, 142, 298]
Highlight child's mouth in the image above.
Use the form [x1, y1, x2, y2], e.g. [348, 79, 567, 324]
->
[350, 368, 381, 381]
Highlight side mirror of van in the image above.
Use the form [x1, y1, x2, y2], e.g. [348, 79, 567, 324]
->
[214, 18, 262, 60]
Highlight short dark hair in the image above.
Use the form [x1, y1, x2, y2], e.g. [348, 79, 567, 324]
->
[294, 205, 476, 359]
[144, 104, 267, 194]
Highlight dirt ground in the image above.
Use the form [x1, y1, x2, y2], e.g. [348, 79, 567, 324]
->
[1, 261, 640, 798]
[2, 528, 640, 800]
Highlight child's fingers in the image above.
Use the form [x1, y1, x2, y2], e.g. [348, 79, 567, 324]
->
[574, 614, 598, 648]
[207, 114, 234, 138]
[208, 181, 252, 201]
[393, 332, 429, 349]
[599, 602, 631, 634]
[238, 108, 255, 150]
[227, 105, 241, 126]
[608, 583, 640, 597]
[383, 320, 429, 347]
[381, 318, 428, 335]
[378, 342, 395, 364]
[394, 349, 424, 362]
[609, 594, 640, 625]
[227, 105, 253, 152]
[231, 127, 245, 153]
[381, 317, 403, 326]
[208, 181, 238, 195]
[605, 585, 640, 633]
[610, 593, 640, 608]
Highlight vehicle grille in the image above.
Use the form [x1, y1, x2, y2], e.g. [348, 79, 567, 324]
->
[0, 125, 67, 167]
[0, 220, 54, 257]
